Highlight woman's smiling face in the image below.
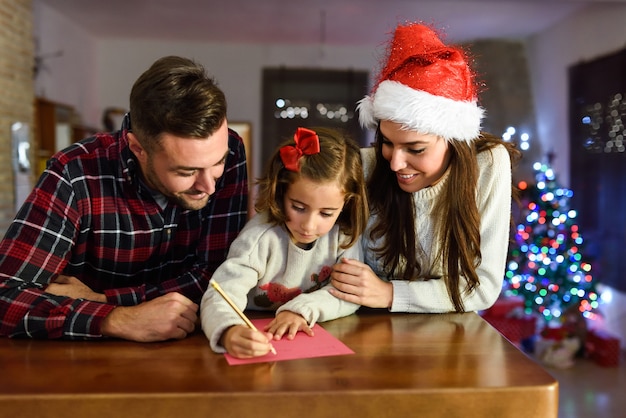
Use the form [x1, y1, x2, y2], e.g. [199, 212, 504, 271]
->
[379, 120, 451, 193]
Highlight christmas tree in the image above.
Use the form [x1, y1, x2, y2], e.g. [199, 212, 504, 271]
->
[503, 162, 600, 325]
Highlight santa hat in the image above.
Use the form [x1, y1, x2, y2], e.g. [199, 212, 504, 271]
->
[357, 23, 484, 142]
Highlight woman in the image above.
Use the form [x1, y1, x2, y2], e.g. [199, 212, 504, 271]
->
[329, 22, 521, 313]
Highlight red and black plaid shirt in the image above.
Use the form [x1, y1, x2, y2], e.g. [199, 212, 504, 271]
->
[0, 117, 248, 339]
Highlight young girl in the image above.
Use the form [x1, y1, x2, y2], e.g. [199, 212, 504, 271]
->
[201, 126, 368, 358]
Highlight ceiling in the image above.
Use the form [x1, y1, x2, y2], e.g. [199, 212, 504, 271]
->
[37, 0, 619, 46]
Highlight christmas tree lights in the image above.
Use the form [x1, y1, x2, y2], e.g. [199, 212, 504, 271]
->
[504, 162, 600, 324]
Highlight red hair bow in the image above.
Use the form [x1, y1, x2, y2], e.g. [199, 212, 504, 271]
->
[279, 127, 320, 172]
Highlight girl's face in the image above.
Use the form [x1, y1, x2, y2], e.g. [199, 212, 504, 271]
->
[283, 176, 345, 248]
[379, 120, 451, 193]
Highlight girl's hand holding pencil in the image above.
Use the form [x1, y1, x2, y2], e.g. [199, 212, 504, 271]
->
[211, 281, 277, 358]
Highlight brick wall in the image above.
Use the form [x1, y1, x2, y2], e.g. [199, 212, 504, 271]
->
[0, 0, 34, 236]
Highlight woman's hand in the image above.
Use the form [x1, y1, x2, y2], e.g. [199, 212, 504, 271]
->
[265, 311, 314, 340]
[221, 325, 275, 359]
[329, 258, 394, 308]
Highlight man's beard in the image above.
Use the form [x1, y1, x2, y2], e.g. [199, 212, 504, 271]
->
[169, 191, 209, 211]
[143, 158, 210, 211]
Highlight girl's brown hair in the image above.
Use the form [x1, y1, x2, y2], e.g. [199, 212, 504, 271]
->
[256, 127, 368, 249]
[367, 130, 521, 312]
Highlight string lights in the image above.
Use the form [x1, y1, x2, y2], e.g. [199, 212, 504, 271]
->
[274, 98, 354, 123]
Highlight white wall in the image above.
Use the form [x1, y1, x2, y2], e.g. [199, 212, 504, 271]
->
[527, 3, 626, 186]
[33, 1, 99, 126]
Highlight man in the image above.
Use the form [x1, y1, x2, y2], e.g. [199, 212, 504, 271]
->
[0, 56, 248, 342]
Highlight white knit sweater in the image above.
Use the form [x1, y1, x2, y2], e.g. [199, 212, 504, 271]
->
[200, 212, 361, 352]
[360, 145, 511, 313]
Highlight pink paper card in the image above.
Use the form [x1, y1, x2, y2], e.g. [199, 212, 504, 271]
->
[225, 318, 354, 365]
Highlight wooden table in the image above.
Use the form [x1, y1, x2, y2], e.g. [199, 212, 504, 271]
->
[0, 311, 558, 418]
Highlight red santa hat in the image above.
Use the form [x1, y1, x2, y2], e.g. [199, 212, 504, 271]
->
[357, 23, 484, 142]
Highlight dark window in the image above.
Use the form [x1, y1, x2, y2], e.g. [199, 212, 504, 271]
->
[261, 68, 369, 169]
[569, 47, 626, 291]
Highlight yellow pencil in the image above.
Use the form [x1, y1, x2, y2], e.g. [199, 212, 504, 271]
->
[210, 280, 277, 355]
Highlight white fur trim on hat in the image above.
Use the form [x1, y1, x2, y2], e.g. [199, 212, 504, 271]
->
[357, 80, 485, 142]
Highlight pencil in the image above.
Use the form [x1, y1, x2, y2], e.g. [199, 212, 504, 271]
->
[210, 280, 277, 355]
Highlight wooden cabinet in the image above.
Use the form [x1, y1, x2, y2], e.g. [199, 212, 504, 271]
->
[34, 97, 98, 176]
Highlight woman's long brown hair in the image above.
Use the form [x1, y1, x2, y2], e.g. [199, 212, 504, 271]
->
[367, 129, 521, 312]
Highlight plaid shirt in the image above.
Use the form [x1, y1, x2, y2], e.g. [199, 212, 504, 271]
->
[0, 117, 248, 339]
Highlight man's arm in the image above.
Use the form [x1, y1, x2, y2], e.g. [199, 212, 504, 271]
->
[100, 293, 198, 342]
[0, 158, 102, 339]
[42, 275, 198, 342]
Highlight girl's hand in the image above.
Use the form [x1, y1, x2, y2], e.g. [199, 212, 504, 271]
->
[221, 325, 275, 358]
[265, 311, 313, 340]
[329, 258, 394, 308]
